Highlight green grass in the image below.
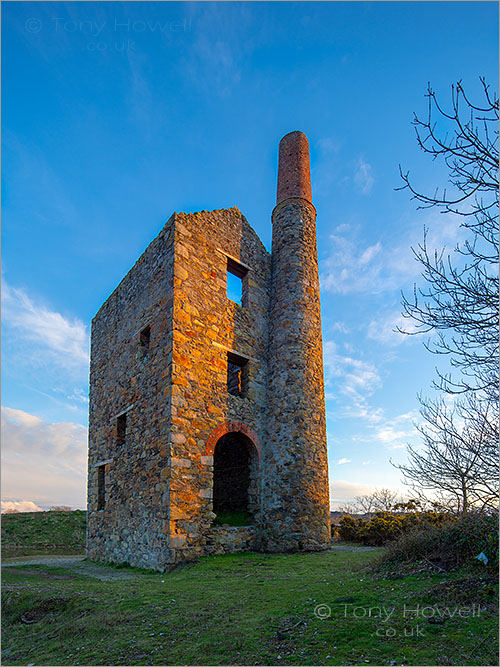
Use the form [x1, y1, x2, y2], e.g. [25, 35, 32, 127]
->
[1, 510, 86, 557]
[212, 509, 252, 526]
[2, 550, 498, 665]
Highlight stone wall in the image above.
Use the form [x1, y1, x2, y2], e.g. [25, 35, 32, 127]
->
[87, 216, 176, 570]
[87, 131, 331, 570]
[204, 525, 258, 556]
[166, 207, 271, 563]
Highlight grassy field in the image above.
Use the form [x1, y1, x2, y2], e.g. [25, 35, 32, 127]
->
[2, 510, 86, 557]
[2, 548, 498, 666]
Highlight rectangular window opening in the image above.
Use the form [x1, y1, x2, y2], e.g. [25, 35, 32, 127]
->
[227, 352, 249, 397]
[116, 414, 127, 445]
[226, 258, 248, 307]
[97, 465, 105, 511]
[139, 325, 151, 348]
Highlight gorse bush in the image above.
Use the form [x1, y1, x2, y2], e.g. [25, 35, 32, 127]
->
[380, 512, 499, 573]
[338, 510, 449, 546]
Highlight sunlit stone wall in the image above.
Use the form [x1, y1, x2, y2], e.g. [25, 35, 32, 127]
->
[167, 207, 271, 563]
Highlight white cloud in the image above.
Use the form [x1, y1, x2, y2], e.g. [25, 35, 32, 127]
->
[1, 281, 89, 369]
[337, 458, 352, 465]
[367, 311, 420, 346]
[375, 426, 408, 445]
[1, 406, 88, 509]
[320, 211, 466, 296]
[359, 242, 382, 265]
[1, 500, 43, 514]
[330, 480, 377, 506]
[329, 321, 351, 335]
[354, 157, 374, 195]
[323, 340, 382, 422]
[320, 231, 391, 294]
[372, 410, 419, 450]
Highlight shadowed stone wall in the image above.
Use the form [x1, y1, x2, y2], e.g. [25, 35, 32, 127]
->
[87, 216, 176, 570]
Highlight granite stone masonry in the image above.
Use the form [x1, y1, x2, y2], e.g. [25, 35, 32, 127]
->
[87, 131, 331, 570]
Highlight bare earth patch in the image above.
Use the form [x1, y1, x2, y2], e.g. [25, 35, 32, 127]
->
[2, 556, 142, 581]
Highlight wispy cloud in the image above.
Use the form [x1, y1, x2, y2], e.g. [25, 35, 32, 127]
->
[367, 311, 420, 346]
[329, 321, 351, 335]
[354, 157, 374, 194]
[337, 458, 351, 465]
[371, 410, 419, 450]
[1, 407, 88, 509]
[320, 211, 465, 295]
[2, 281, 89, 369]
[178, 3, 254, 96]
[2, 131, 79, 229]
[324, 340, 381, 402]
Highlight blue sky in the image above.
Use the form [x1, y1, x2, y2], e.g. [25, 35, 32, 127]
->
[2, 1, 498, 511]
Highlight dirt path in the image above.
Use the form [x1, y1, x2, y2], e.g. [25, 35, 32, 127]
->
[1, 555, 146, 581]
[329, 544, 380, 552]
[2, 546, 378, 580]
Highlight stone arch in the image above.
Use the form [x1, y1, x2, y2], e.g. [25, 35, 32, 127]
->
[205, 421, 262, 461]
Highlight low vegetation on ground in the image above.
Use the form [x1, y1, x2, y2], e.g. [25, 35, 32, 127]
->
[1, 510, 86, 558]
[2, 549, 498, 666]
[2, 509, 498, 665]
[213, 509, 252, 526]
[377, 513, 499, 575]
[337, 510, 498, 568]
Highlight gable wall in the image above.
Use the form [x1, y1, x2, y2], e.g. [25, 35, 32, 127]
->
[87, 216, 176, 570]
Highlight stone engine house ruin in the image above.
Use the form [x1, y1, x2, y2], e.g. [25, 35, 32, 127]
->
[86, 131, 331, 570]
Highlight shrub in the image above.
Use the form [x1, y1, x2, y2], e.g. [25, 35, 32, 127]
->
[379, 512, 499, 573]
[338, 510, 450, 546]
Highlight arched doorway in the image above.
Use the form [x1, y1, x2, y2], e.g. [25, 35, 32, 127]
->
[212, 432, 258, 522]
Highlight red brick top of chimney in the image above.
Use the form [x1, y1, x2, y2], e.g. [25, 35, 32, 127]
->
[276, 131, 312, 205]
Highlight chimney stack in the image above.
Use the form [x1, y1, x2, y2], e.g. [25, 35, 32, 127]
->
[262, 131, 330, 552]
[276, 130, 312, 204]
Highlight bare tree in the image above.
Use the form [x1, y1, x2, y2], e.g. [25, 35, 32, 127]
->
[393, 393, 498, 513]
[371, 487, 400, 512]
[353, 494, 375, 515]
[355, 488, 401, 514]
[336, 502, 360, 515]
[395, 80, 499, 514]
[397, 78, 498, 398]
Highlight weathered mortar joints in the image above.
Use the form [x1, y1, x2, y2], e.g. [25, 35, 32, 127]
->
[86, 131, 331, 570]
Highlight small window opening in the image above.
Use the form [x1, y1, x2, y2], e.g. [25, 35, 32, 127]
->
[139, 325, 151, 348]
[116, 413, 127, 445]
[226, 257, 248, 306]
[227, 352, 248, 397]
[97, 465, 105, 510]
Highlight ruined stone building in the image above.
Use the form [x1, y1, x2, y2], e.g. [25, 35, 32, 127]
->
[86, 131, 331, 570]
